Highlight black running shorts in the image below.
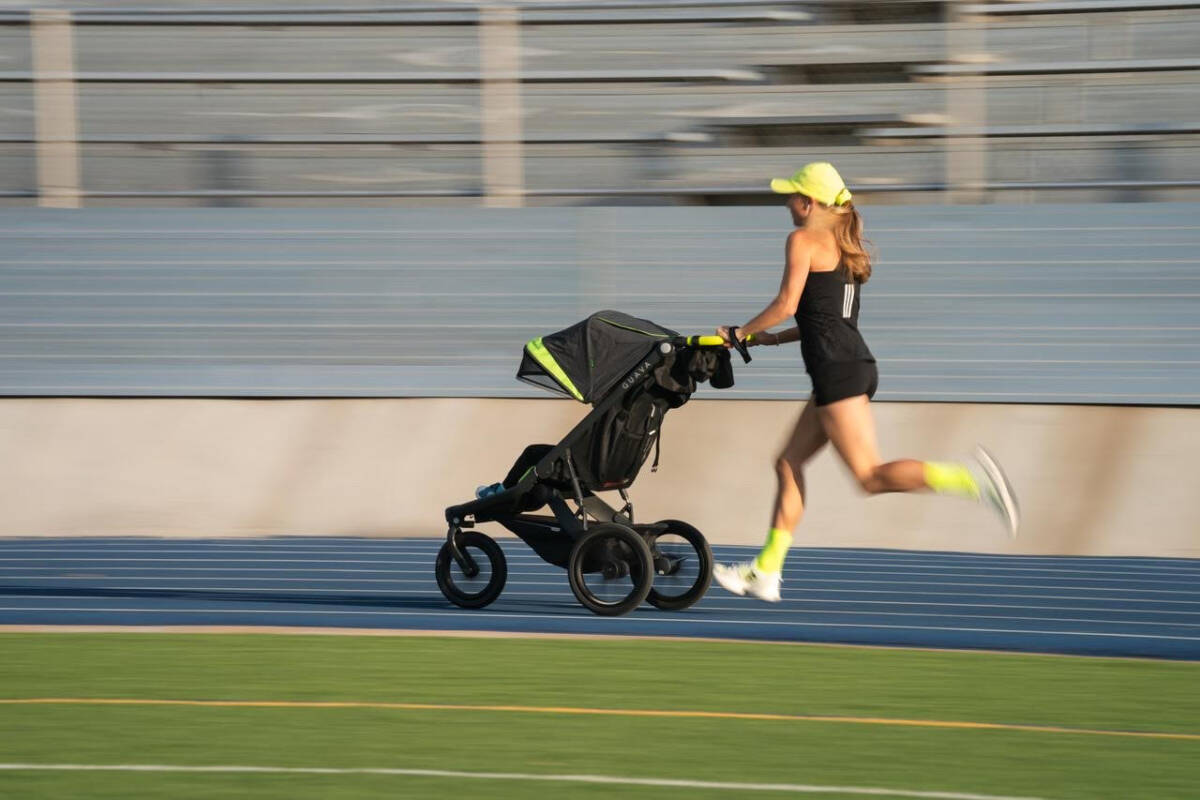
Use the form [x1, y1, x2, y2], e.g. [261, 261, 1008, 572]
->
[810, 360, 878, 406]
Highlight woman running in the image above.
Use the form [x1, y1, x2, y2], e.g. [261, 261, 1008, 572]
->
[712, 162, 1019, 603]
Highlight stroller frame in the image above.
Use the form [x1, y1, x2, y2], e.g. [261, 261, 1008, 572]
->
[439, 328, 743, 616]
[444, 339, 677, 569]
[438, 310, 750, 616]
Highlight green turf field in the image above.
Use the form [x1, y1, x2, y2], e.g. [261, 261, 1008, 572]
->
[1, 633, 1198, 798]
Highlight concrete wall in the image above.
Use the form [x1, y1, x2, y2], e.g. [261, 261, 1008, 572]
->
[7, 204, 1200, 405]
[2, 396, 1196, 557]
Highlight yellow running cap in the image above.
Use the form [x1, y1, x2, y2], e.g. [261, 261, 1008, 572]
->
[769, 162, 852, 206]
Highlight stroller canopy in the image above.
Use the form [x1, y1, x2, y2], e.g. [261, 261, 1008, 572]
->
[517, 311, 678, 404]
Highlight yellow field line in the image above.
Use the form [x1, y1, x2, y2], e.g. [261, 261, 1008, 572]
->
[3, 698, 1199, 742]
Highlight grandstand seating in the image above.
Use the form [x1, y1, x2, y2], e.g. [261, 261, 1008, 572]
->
[0, 0, 1196, 205]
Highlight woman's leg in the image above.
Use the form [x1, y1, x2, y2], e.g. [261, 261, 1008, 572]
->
[818, 394, 1019, 535]
[717, 394, 1019, 602]
[713, 398, 827, 601]
[753, 398, 828, 574]
[771, 396, 829, 530]
[815, 395, 926, 494]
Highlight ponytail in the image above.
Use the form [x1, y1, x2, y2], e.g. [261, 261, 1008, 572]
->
[830, 201, 872, 283]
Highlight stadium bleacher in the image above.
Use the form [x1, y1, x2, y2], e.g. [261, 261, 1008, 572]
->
[0, 0, 1196, 205]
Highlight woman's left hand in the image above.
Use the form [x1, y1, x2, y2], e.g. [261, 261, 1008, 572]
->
[715, 326, 734, 348]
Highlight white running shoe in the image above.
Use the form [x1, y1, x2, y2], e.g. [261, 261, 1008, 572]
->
[713, 561, 782, 603]
[973, 445, 1020, 538]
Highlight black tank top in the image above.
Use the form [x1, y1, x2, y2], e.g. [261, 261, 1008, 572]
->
[794, 264, 875, 372]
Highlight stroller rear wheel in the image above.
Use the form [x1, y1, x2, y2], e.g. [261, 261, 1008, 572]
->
[436, 531, 507, 609]
[646, 519, 713, 611]
[567, 523, 654, 617]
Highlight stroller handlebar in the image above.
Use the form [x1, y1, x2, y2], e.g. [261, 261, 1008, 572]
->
[682, 331, 758, 363]
[682, 333, 759, 348]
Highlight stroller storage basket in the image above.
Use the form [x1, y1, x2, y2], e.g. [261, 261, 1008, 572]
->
[580, 385, 666, 489]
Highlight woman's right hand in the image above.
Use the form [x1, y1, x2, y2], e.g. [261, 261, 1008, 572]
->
[714, 326, 733, 348]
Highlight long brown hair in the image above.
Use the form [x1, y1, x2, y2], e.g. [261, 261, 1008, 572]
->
[828, 201, 872, 283]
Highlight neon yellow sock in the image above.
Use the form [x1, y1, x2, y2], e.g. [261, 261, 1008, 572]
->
[923, 462, 980, 500]
[754, 527, 792, 574]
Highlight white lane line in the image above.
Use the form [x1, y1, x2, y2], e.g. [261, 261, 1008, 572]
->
[0, 569, 564, 578]
[11, 548, 569, 554]
[3, 559, 1195, 597]
[0, 582, 559, 590]
[0, 548, 435, 554]
[6, 543, 1196, 569]
[781, 550, 1200, 563]
[7, 590, 1197, 619]
[727, 569, 1198, 586]
[747, 577, 1200, 596]
[5, 582, 1199, 606]
[702, 598, 1200, 617]
[0, 571, 444, 578]
[4, 550, 1197, 577]
[5, 566, 1197, 586]
[782, 560, 1200, 577]
[761, 580, 1200, 596]
[0, 568, 554, 577]
[754, 588, 1200, 606]
[0, 561, 470, 566]
[0, 537, 412, 543]
[0, 554, 558, 563]
[0, 764, 1049, 799]
[0, 544, 505, 552]
[719, 548, 1200, 565]
[0, 537, 432, 543]
[0, 591, 565, 601]
[688, 609, 1200, 629]
[4, 606, 1198, 642]
[12, 558, 1198, 583]
[0, 549, 449, 554]
[2, 586, 1193, 625]
[6, 571, 1195, 604]
[1, 577, 1196, 600]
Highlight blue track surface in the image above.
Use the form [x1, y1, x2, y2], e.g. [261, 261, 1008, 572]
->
[1, 537, 1198, 660]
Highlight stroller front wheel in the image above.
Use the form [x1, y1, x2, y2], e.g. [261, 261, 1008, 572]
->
[646, 519, 712, 611]
[567, 523, 654, 617]
[436, 531, 507, 609]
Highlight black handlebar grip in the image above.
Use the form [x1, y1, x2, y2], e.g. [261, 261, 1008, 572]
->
[727, 326, 752, 364]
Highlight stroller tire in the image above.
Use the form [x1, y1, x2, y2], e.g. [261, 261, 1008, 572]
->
[646, 519, 713, 611]
[436, 531, 507, 610]
[567, 523, 654, 617]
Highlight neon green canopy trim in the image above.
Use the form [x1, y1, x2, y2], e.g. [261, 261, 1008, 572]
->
[526, 337, 584, 401]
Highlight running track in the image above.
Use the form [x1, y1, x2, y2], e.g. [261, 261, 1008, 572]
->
[1, 537, 1198, 660]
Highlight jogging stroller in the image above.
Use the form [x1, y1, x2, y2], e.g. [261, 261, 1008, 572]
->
[438, 310, 751, 616]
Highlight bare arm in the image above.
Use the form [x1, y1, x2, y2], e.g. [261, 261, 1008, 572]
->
[720, 232, 811, 343]
[757, 326, 800, 346]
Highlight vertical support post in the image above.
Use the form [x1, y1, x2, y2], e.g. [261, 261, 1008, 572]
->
[944, 0, 987, 204]
[30, 8, 82, 208]
[479, 5, 524, 207]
